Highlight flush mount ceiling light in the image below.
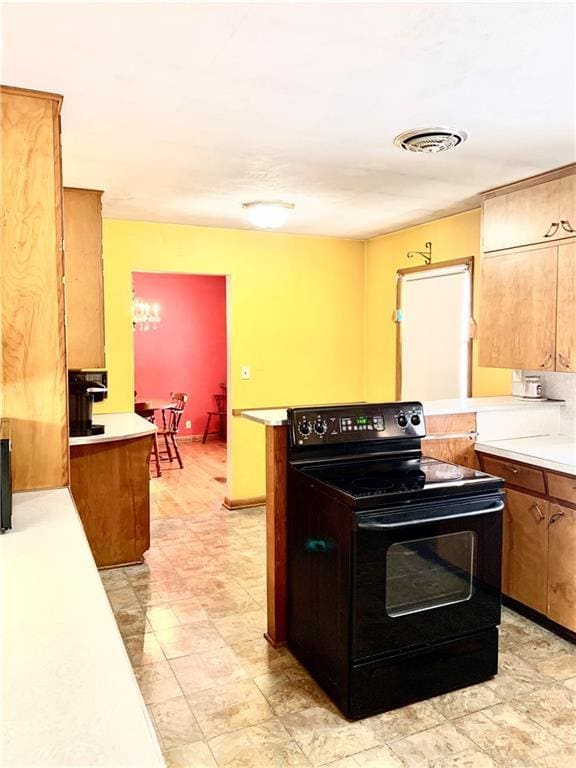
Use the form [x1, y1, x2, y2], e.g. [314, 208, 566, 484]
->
[393, 127, 468, 154]
[242, 201, 295, 229]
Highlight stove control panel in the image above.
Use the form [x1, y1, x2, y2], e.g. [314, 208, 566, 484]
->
[288, 402, 425, 446]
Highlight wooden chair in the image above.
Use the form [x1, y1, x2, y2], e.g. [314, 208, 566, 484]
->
[134, 393, 162, 478]
[157, 392, 188, 469]
[202, 391, 227, 443]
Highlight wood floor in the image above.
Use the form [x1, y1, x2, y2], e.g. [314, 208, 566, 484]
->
[149, 439, 229, 519]
[101, 439, 576, 768]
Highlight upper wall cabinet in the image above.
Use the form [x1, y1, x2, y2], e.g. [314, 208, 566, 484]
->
[482, 167, 576, 253]
[479, 165, 576, 371]
[0, 86, 69, 490]
[479, 246, 558, 370]
[63, 188, 105, 369]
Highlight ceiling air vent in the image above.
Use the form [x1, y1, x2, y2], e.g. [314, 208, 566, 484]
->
[393, 127, 468, 153]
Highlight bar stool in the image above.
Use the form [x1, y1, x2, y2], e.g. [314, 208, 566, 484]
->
[157, 392, 188, 469]
[202, 392, 227, 443]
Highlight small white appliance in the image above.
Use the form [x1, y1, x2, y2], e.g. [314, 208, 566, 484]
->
[512, 370, 544, 399]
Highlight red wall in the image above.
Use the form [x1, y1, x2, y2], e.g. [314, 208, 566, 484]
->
[133, 273, 226, 437]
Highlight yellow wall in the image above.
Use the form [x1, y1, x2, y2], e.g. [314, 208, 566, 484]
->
[96, 220, 366, 502]
[97, 209, 511, 503]
[365, 209, 511, 401]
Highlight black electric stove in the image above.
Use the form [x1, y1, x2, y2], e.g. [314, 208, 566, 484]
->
[298, 455, 500, 506]
[286, 401, 504, 720]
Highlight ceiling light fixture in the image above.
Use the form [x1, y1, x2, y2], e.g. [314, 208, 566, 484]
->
[242, 201, 295, 229]
[393, 127, 468, 154]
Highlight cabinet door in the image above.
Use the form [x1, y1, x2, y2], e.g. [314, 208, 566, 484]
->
[503, 489, 548, 613]
[482, 179, 560, 253]
[479, 247, 557, 369]
[556, 242, 576, 372]
[547, 503, 576, 632]
[559, 174, 576, 239]
[63, 188, 105, 368]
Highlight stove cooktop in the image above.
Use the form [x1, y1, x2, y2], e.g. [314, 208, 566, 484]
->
[299, 456, 500, 505]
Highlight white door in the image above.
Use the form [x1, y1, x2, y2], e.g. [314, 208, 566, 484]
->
[398, 263, 472, 400]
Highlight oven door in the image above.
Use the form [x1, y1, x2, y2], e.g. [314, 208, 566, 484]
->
[352, 493, 503, 661]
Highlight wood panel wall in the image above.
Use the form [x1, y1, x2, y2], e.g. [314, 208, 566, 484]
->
[0, 85, 69, 490]
[422, 412, 479, 469]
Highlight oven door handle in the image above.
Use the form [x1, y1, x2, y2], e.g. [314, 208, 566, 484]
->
[357, 500, 504, 530]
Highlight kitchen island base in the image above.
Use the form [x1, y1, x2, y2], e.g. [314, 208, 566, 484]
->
[71, 434, 153, 568]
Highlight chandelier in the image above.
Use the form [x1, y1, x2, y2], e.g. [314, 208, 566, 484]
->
[132, 291, 161, 331]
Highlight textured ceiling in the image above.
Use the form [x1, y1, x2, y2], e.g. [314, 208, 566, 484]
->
[2, 2, 575, 238]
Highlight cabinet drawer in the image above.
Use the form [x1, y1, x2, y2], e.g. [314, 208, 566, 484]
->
[547, 472, 576, 504]
[482, 456, 546, 494]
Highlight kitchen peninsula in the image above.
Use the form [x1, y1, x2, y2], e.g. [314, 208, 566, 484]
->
[69, 413, 156, 568]
[240, 396, 568, 646]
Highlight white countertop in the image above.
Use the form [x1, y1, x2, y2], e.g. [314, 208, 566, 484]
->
[476, 435, 576, 477]
[70, 412, 156, 446]
[239, 396, 563, 426]
[0, 489, 165, 767]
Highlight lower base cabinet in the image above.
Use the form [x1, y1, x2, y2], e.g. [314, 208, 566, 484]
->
[478, 451, 576, 634]
[547, 503, 576, 631]
[70, 434, 153, 568]
[503, 489, 548, 614]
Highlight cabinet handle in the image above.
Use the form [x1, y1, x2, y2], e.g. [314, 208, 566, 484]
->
[531, 502, 545, 521]
[549, 510, 565, 525]
[539, 352, 553, 368]
[543, 222, 559, 238]
[558, 352, 571, 369]
[560, 219, 576, 233]
[502, 465, 518, 475]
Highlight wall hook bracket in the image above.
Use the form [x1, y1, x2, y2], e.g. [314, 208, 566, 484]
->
[406, 241, 432, 264]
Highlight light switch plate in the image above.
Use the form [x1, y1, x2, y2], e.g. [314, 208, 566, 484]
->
[241, 366, 250, 380]
[185, 420, 191, 429]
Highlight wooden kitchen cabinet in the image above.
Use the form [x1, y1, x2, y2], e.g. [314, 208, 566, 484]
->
[478, 450, 576, 636]
[547, 503, 576, 632]
[479, 246, 558, 369]
[556, 243, 576, 372]
[64, 188, 105, 369]
[479, 165, 576, 372]
[503, 489, 549, 615]
[70, 434, 153, 567]
[482, 178, 560, 253]
[0, 86, 69, 490]
[482, 167, 576, 253]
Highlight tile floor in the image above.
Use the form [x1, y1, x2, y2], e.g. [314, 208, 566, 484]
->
[101, 441, 576, 768]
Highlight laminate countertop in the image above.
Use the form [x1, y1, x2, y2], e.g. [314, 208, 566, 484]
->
[69, 412, 156, 446]
[239, 396, 564, 426]
[0, 488, 165, 767]
[476, 434, 576, 477]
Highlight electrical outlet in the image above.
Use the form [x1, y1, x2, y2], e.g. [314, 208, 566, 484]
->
[241, 365, 250, 380]
[185, 420, 191, 429]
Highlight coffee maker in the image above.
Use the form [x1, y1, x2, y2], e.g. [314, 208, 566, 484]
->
[68, 369, 108, 437]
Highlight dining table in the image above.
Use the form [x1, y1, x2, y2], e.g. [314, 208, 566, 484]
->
[134, 399, 176, 420]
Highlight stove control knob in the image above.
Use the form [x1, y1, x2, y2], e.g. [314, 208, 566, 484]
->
[397, 414, 408, 428]
[411, 414, 421, 426]
[298, 421, 310, 436]
[314, 420, 326, 435]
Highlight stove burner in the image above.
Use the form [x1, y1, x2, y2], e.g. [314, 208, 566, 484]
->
[348, 471, 426, 496]
[423, 464, 465, 482]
